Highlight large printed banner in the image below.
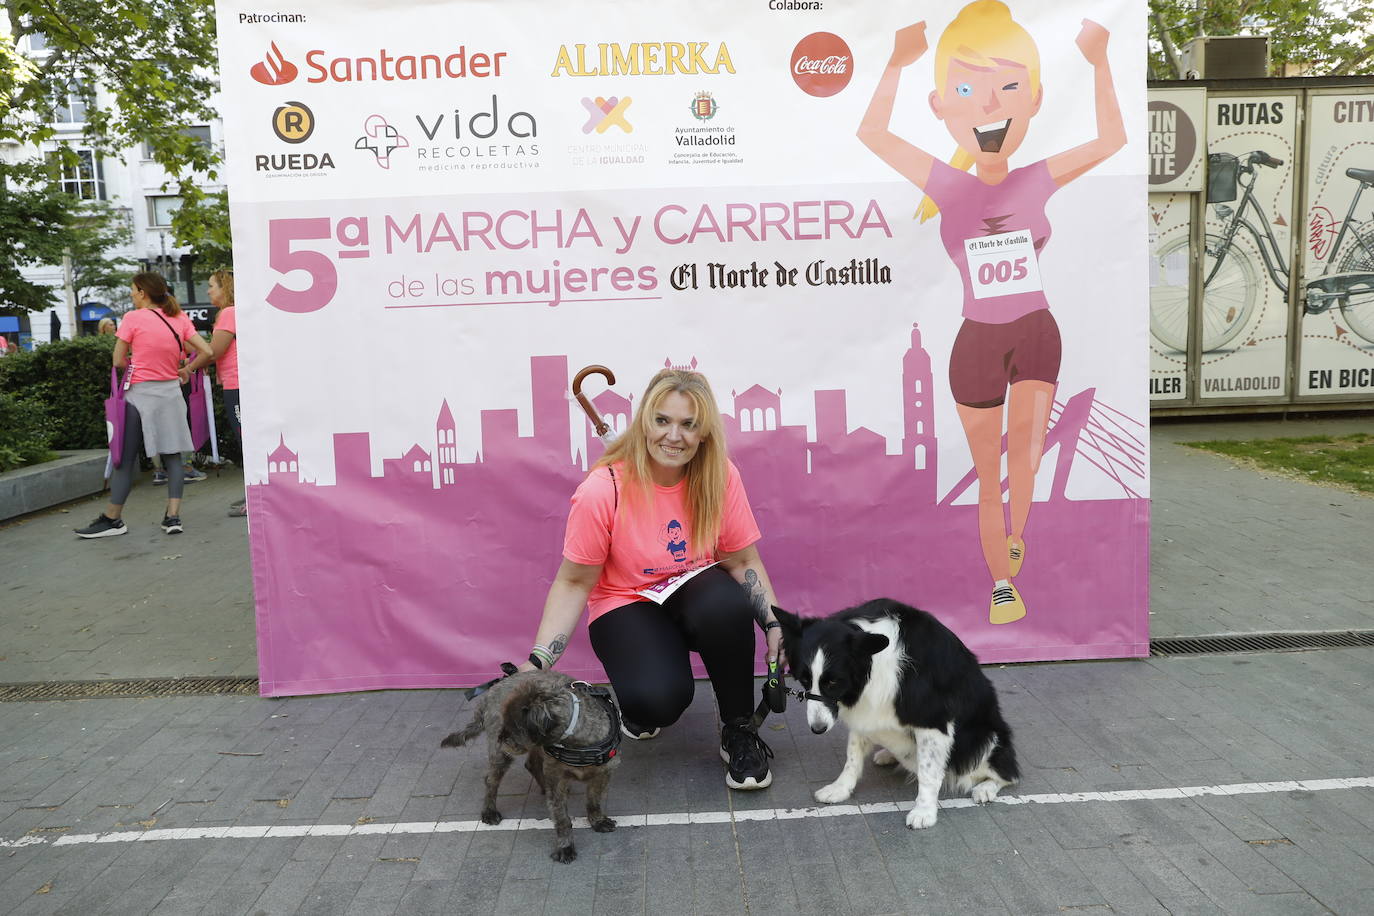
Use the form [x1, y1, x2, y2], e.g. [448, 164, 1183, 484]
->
[1299, 91, 1374, 396]
[1148, 88, 1204, 403]
[1193, 94, 1297, 401]
[217, 0, 1149, 696]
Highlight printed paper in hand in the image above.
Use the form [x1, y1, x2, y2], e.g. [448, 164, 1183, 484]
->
[635, 563, 720, 604]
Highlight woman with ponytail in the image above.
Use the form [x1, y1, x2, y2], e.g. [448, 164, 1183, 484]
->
[517, 369, 784, 790]
[76, 272, 214, 539]
[857, 1, 1124, 624]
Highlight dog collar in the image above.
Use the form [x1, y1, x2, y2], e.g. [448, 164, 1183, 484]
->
[545, 682, 622, 767]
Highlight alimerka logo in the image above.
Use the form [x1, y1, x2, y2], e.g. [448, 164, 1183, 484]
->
[251, 42, 298, 85]
[250, 43, 507, 85]
[552, 42, 734, 76]
[790, 32, 852, 97]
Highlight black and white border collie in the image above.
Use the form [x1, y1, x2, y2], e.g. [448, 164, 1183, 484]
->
[774, 600, 1019, 829]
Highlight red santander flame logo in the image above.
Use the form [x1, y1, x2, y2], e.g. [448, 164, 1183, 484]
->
[251, 42, 298, 86]
[790, 32, 853, 97]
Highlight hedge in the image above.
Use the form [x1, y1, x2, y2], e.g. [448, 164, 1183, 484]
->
[0, 334, 242, 467]
[0, 336, 114, 451]
[0, 390, 57, 473]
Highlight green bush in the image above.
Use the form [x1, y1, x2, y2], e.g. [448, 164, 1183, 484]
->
[0, 391, 58, 473]
[0, 335, 116, 450]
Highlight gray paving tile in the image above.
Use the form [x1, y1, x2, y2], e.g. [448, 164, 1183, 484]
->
[689, 867, 747, 916]
[1071, 847, 1172, 915]
[291, 880, 362, 916]
[391, 879, 453, 916]
[440, 859, 506, 915]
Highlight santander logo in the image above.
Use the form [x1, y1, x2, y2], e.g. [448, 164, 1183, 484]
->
[251, 42, 299, 86]
[790, 32, 853, 97]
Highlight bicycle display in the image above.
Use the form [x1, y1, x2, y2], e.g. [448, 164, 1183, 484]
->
[1302, 166, 1374, 344]
[1152, 151, 1374, 353]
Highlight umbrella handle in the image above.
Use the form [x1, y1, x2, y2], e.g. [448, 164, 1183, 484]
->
[572, 365, 616, 437]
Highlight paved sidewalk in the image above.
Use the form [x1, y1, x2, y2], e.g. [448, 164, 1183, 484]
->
[2, 648, 1371, 914]
[2, 465, 253, 683]
[1149, 413, 1374, 637]
[1, 414, 1372, 914]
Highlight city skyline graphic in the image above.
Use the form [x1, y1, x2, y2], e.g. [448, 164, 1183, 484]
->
[247, 325, 1150, 696]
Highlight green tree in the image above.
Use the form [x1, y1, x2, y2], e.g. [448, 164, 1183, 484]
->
[0, 0, 226, 309]
[66, 201, 136, 310]
[1150, 0, 1374, 78]
[0, 159, 71, 312]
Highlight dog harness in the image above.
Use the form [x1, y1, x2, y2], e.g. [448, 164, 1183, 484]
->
[545, 681, 623, 767]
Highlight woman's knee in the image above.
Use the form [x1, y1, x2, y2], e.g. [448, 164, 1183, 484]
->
[614, 677, 693, 729]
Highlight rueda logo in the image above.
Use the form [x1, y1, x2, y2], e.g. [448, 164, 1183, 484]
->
[251, 42, 298, 85]
[790, 32, 852, 97]
[355, 115, 410, 168]
[582, 96, 633, 134]
[273, 101, 314, 143]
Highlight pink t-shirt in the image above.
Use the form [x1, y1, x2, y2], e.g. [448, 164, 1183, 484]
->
[563, 461, 762, 621]
[214, 306, 239, 389]
[117, 307, 195, 384]
[925, 158, 1060, 324]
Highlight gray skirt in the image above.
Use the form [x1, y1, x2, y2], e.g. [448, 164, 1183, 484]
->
[125, 379, 193, 457]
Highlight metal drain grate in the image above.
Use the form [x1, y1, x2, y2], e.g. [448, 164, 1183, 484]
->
[0, 677, 260, 703]
[1150, 630, 1374, 657]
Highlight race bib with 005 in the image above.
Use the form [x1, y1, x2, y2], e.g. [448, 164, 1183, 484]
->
[963, 229, 1044, 300]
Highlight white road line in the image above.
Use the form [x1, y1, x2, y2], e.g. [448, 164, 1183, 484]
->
[3, 776, 1370, 851]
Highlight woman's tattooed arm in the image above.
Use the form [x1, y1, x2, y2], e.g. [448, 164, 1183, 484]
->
[743, 569, 773, 629]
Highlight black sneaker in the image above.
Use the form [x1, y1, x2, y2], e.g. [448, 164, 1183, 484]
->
[161, 515, 184, 534]
[720, 719, 774, 790]
[75, 514, 127, 539]
[619, 718, 661, 740]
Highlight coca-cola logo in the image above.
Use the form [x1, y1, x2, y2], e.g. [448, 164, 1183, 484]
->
[790, 32, 853, 97]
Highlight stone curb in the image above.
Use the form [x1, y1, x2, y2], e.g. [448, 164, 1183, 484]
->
[0, 449, 107, 521]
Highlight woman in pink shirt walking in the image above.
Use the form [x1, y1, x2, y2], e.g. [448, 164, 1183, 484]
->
[76, 272, 214, 538]
[518, 369, 785, 790]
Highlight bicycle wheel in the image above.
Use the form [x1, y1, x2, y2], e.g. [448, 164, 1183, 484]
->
[1198, 232, 1259, 351]
[1336, 224, 1374, 344]
[1149, 235, 1191, 352]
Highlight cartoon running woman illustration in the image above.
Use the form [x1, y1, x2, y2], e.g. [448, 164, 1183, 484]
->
[857, 0, 1124, 624]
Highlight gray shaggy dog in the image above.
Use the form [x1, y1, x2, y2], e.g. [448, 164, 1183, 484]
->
[441, 670, 619, 862]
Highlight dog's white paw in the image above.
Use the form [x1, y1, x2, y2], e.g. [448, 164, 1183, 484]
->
[971, 780, 1002, 804]
[872, 748, 897, 767]
[814, 781, 853, 804]
[905, 805, 938, 830]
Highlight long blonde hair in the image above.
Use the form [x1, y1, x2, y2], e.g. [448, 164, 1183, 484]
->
[916, 0, 1041, 223]
[210, 269, 235, 307]
[595, 369, 729, 556]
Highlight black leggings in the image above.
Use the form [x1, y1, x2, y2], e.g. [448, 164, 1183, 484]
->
[111, 403, 183, 505]
[222, 388, 242, 449]
[589, 566, 757, 727]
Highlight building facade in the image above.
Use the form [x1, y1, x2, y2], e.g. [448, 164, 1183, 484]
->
[0, 30, 225, 350]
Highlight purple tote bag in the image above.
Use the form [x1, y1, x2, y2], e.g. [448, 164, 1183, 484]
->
[104, 367, 128, 468]
[187, 368, 211, 450]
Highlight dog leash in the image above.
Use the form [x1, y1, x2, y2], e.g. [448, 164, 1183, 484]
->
[749, 658, 826, 727]
[464, 661, 519, 700]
